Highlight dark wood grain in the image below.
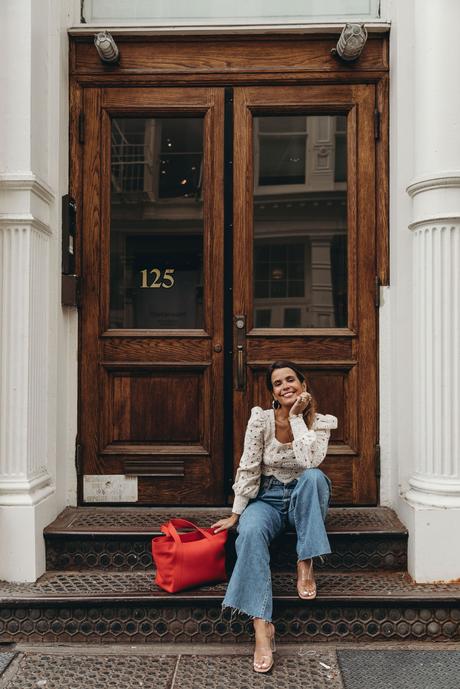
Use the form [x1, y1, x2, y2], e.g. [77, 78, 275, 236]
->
[71, 35, 388, 507]
[80, 87, 103, 481]
[102, 339, 211, 361]
[377, 74, 389, 285]
[72, 35, 388, 76]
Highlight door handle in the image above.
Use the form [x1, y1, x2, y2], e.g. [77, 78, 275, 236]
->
[236, 345, 245, 390]
[234, 314, 246, 391]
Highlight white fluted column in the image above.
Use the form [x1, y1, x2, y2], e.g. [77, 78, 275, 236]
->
[400, 0, 460, 581]
[0, 213, 54, 506]
[0, 0, 62, 581]
[406, 216, 460, 506]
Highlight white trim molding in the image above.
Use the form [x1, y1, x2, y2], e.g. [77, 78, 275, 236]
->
[0, 214, 52, 236]
[406, 171, 460, 197]
[406, 475, 460, 508]
[0, 173, 55, 205]
[0, 472, 55, 507]
[0, 172, 55, 237]
[408, 215, 460, 230]
[68, 23, 391, 36]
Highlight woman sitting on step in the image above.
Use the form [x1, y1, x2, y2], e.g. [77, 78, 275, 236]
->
[212, 360, 337, 674]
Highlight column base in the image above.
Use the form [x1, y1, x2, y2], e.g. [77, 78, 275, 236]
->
[406, 474, 460, 508]
[398, 495, 460, 582]
[0, 471, 54, 507]
[0, 490, 57, 582]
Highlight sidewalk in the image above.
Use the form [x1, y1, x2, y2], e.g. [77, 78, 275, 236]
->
[1, 642, 459, 689]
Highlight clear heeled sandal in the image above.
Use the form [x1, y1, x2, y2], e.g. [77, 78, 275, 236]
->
[297, 558, 317, 600]
[253, 621, 276, 673]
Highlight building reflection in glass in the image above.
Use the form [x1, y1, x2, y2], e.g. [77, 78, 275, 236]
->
[253, 115, 348, 328]
[109, 117, 204, 329]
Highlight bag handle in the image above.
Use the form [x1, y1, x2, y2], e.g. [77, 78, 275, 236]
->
[160, 518, 214, 545]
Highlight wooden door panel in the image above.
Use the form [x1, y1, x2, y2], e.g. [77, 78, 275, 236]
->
[100, 364, 210, 457]
[101, 337, 212, 361]
[233, 84, 377, 505]
[80, 86, 225, 504]
[106, 371, 204, 444]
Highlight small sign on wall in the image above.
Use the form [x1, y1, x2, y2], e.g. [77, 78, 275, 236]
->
[83, 475, 138, 502]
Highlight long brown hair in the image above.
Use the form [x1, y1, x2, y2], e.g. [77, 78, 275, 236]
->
[265, 360, 317, 429]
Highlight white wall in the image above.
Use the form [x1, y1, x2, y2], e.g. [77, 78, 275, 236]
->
[52, 1, 80, 509]
[0, 0, 77, 581]
[378, 0, 415, 506]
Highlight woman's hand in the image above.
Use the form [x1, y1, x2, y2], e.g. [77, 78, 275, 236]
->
[289, 391, 312, 417]
[211, 513, 239, 533]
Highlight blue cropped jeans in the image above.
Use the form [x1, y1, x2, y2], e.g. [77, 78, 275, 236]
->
[222, 467, 331, 622]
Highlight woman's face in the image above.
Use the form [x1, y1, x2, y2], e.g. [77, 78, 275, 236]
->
[271, 367, 306, 409]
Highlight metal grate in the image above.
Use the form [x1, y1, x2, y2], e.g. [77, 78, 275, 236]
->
[45, 534, 407, 572]
[173, 652, 342, 689]
[0, 603, 458, 643]
[337, 650, 460, 689]
[45, 507, 406, 534]
[3, 653, 176, 689]
[1, 571, 460, 599]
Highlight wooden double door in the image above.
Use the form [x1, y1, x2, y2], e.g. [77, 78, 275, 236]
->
[78, 83, 378, 506]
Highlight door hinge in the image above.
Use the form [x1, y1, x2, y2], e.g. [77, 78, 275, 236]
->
[75, 441, 83, 475]
[375, 275, 381, 308]
[78, 112, 85, 144]
[374, 109, 381, 140]
[375, 443, 381, 479]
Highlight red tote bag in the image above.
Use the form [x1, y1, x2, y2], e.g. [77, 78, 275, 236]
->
[152, 518, 228, 593]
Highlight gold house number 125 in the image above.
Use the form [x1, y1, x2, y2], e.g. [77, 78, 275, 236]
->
[140, 268, 175, 289]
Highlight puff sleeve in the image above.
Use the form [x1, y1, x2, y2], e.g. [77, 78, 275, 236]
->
[231, 407, 266, 515]
[289, 413, 338, 469]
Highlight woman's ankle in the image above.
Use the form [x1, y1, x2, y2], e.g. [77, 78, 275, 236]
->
[253, 618, 272, 634]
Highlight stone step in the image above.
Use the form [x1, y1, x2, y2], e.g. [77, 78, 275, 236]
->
[0, 571, 459, 643]
[44, 507, 408, 572]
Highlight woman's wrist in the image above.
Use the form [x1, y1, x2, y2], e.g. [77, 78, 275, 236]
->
[289, 412, 304, 419]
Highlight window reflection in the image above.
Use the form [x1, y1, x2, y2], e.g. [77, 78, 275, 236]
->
[253, 115, 348, 328]
[110, 117, 204, 329]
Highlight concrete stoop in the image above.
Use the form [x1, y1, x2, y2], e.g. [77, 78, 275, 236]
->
[0, 507, 458, 644]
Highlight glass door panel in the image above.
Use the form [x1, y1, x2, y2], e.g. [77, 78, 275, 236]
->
[253, 114, 347, 329]
[109, 116, 204, 329]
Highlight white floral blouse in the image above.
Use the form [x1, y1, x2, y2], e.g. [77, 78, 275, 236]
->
[232, 406, 338, 514]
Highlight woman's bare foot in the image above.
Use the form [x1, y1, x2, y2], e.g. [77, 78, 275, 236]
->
[297, 558, 317, 600]
[253, 618, 275, 673]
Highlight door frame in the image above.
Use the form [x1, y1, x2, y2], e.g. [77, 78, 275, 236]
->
[69, 32, 389, 505]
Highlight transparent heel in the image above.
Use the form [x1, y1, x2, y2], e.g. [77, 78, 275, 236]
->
[253, 622, 275, 674]
[297, 558, 317, 600]
[270, 625, 276, 653]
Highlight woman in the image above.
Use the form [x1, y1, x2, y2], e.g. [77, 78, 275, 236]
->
[212, 360, 337, 673]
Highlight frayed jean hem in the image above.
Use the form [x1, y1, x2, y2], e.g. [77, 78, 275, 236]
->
[297, 546, 332, 561]
[221, 603, 272, 623]
[221, 601, 272, 623]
